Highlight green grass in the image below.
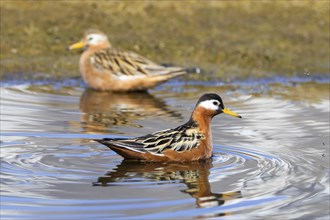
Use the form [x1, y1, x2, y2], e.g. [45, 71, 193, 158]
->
[1, 1, 329, 81]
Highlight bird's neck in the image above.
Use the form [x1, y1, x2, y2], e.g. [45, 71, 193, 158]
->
[191, 106, 213, 133]
[86, 42, 111, 51]
[80, 42, 111, 66]
[191, 106, 214, 157]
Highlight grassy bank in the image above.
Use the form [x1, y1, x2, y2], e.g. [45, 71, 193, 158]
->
[1, 1, 329, 81]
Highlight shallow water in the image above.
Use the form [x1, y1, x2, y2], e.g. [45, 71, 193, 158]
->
[1, 76, 329, 219]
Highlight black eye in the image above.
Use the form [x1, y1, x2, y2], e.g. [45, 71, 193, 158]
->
[213, 101, 219, 106]
[88, 37, 93, 41]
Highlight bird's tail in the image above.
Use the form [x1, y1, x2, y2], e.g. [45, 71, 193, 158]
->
[93, 138, 116, 145]
[167, 67, 201, 75]
[160, 63, 201, 75]
[183, 67, 202, 74]
[162, 67, 202, 79]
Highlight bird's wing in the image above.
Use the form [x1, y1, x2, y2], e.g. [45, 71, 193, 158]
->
[90, 48, 187, 77]
[99, 123, 204, 156]
[138, 127, 204, 154]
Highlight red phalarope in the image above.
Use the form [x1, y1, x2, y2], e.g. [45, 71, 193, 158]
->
[68, 29, 199, 91]
[94, 93, 241, 162]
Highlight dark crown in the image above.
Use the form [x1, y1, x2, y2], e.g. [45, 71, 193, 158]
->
[196, 93, 225, 109]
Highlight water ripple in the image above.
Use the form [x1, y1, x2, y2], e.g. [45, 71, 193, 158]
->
[1, 79, 329, 219]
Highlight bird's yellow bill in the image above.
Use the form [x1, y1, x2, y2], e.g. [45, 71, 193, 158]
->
[68, 40, 85, 50]
[222, 108, 242, 118]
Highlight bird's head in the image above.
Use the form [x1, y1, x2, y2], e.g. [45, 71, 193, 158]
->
[68, 29, 111, 51]
[195, 93, 242, 118]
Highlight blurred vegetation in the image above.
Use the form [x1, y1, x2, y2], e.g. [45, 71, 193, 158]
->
[1, 0, 329, 81]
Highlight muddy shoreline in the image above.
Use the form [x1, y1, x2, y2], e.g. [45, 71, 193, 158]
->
[1, 1, 329, 81]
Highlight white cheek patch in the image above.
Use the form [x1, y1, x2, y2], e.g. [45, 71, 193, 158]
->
[87, 34, 107, 45]
[198, 100, 220, 111]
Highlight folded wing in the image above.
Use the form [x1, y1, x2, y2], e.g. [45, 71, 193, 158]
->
[90, 48, 188, 78]
[95, 125, 204, 156]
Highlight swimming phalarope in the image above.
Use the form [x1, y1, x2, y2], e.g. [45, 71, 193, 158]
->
[68, 29, 200, 92]
[94, 93, 241, 162]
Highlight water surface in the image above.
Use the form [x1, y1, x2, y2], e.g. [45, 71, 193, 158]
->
[1, 76, 329, 219]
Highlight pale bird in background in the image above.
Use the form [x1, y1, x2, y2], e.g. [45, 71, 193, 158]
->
[68, 29, 200, 92]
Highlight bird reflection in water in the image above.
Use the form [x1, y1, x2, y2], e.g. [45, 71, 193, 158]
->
[79, 89, 181, 133]
[94, 160, 242, 210]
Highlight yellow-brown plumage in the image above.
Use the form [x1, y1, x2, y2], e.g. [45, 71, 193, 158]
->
[69, 29, 199, 91]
